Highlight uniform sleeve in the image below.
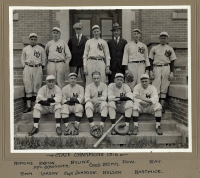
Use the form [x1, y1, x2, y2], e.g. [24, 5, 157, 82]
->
[64, 41, 72, 61]
[169, 47, 177, 61]
[21, 48, 26, 67]
[61, 87, 67, 104]
[124, 84, 133, 100]
[144, 45, 150, 67]
[54, 86, 62, 103]
[149, 86, 159, 104]
[100, 84, 108, 101]
[103, 42, 111, 66]
[108, 84, 116, 100]
[85, 85, 91, 102]
[37, 87, 48, 102]
[122, 44, 129, 66]
[83, 40, 90, 66]
[41, 48, 46, 67]
[77, 86, 84, 104]
[132, 85, 142, 103]
[149, 47, 155, 60]
[45, 42, 50, 60]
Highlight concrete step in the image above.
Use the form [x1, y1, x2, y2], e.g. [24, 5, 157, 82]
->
[14, 130, 182, 145]
[16, 119, 177, 133]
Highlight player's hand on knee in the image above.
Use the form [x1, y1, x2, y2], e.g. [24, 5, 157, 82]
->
[168, 72, 174, 81]
[83, 67, 88, 75]
[150, 71, 155, 80]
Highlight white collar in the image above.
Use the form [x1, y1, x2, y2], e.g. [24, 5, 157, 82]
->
[77, 33, 82, 38]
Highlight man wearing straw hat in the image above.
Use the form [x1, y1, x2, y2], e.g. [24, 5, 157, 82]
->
[83, 25, 111, 86]
[107, 23, 127, 84]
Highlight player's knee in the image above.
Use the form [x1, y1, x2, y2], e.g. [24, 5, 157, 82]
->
[125, 100, 133, 109]
[153, 103, 162, 111]
[61, 105, 70, 114]
[33, 103, 42, 112]
[133, 103, 140, 111]
[108, 101, 116, 109]
[100, 101, 108, 110]
[85, 102, 93, 110]
[75, 104, 84, 113]
[55, 103, 62, 111]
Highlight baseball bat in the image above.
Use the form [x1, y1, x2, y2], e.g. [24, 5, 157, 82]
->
[93, 115, 124, 148]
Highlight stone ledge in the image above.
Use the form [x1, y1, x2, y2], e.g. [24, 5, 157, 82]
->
[14, 86, 25, 99]
[168, 85, 188, 100]
[176, 123, 188, 144]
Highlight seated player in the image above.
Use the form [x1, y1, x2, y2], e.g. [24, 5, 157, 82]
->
[85, 71, 108, 138]
[61, 73, 84, 135]
[108, 73, 133, 135]
[132, 74, 163, 135]
[28, 75, 62, 136]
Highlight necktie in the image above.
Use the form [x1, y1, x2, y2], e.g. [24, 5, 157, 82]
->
[115, 37, 118, 44]
[77, 35, 80, 46]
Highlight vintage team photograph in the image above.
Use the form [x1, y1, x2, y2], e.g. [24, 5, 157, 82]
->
[11, 7, 191, 152]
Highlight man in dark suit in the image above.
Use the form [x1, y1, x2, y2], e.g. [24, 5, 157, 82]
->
[68, 23, 88, 87]
[107, 23, 127, 84]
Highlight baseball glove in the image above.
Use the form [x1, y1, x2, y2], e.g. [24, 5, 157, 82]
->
[114, 123, 129, 135]
[90, 125, 103, 138]
[125, 71, 134, 83]
[64, 122, 79, 136]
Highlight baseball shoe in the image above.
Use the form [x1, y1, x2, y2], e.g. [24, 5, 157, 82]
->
[133, 126, 138, 135]
[28, 126, 38, 136]
[56, 127, 62, 136]
[156, 126, 163, 135]
[23, 107, 31, 113]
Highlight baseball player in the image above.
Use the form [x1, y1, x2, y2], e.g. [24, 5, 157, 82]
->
[149, 32, 177, 113]
[85, 71, 108, 137]
[45, 27, 71, 89]
[68, 23, 88, 87]
[83, 25, 111, 86]
[21, 33, 46, 113]
[28, 75, 62, 136]
[132, 74, 163, 135]
[61, 73, 84, 135]
[108, 73, 133, 135]
[107, 23, 127, 84]
[122, 29, 150, 91]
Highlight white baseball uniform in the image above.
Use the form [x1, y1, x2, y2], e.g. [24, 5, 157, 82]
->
[149, 44, 177, 94]
[132, 84, 162, 114]
[83, 38, 111, 86]
[61, 84, 84, 117]
[45, 39, 71, 89]
[21, 44, 46, 97]
[122, 41, 150, 90]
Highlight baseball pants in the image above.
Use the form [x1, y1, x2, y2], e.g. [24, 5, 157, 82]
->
[85, 101, 108, 117]
[133, 102, 162, 114]
[61, 104, 84, 118]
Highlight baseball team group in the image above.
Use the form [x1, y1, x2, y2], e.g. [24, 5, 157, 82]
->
[20, 22, 177, 138]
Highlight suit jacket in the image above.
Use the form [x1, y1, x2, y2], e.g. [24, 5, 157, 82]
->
[68, 35, 88, 67]
[107, 38, 127, 71]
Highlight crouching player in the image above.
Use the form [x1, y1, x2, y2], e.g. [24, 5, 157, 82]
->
[61, 73, 84, 135]
[108, 73, 133, 135]
[85, 71, 108, 138]
[132, 74, 163, 135]
[28, 75, 62, 136]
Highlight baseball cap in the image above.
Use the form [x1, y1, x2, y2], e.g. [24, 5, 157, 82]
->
[115, 73, 124, 78]
[52, 27, 61, 32]
[160, 32, 169, 37]
[68, 73, 78, 78]
[92, 25, 100, 30]
[73, 23, 83, 29]
[46, 75, 56, 81]
[132, 29, 141, 33]
[29, 33, 37, 38]
[140, 74, 149, 80]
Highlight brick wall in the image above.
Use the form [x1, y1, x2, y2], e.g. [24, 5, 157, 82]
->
[166, 97, 188, 126]
[14, 68, 23, 86]
[14, 98, 25, 121]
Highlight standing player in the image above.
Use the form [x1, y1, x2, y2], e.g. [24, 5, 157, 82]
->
[107, 23, 127, 84]
[21, 33, 46, 113]
[45, 27, 71, 89]
[83, 25, 111, 86]
[122, 29, 150, 91]
[68, 23, 88, 87]
[28, 75, 62, 136]
[108, 73, 133, 135]
[61, 73, 84, 135]
[149, 32, 177, 113]
[132, 74, 163, 135]
[85, 71, 108, 138]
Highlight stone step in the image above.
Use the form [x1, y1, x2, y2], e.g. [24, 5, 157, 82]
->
[14, 130, 182, 145]
[16, 119, 177, 133]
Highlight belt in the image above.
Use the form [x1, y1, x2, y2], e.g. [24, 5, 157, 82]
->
[48, 59, 64, 63]
[26, 64, 41, 67]
[89, 57, 103, 61]
[154, 64, 169, 67]
[129, 60, 145, 63]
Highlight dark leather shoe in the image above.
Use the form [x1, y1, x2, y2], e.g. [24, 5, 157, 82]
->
[28, 126, 38, 136]
[23, 107, 32, 113]
[133, 126, 138, 135]
[56, 127, 62, 136]
[156, 126, 163, 135]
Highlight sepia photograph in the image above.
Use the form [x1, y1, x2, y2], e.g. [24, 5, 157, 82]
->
[10, 6, 191, 152]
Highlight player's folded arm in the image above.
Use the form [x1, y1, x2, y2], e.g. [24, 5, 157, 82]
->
[38, 100, 51, 106]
